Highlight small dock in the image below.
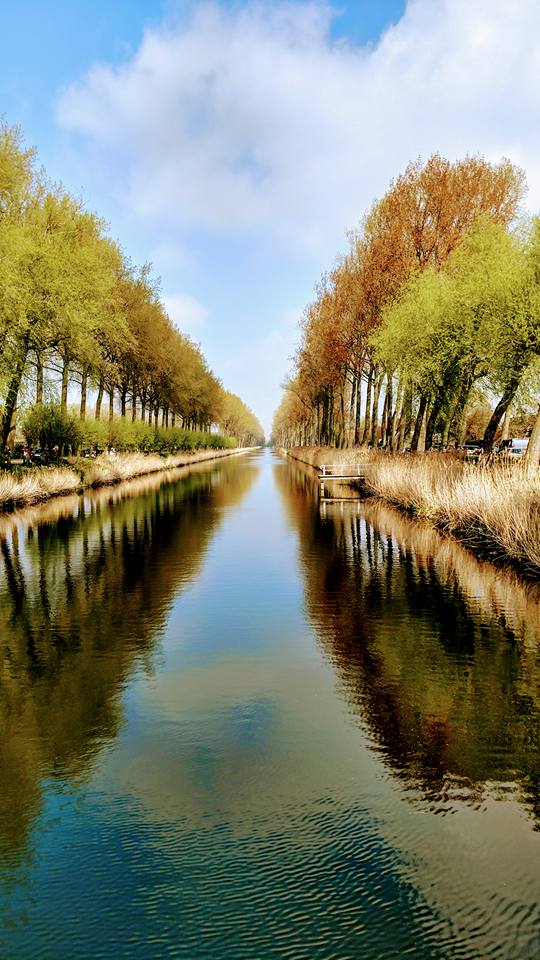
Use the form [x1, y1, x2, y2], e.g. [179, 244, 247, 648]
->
[318, 463, 370, 499]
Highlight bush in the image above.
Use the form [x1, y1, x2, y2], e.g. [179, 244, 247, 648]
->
[78, 417, 109, 451]
[77, 417, 236, 454]
[22, 404, 80, 454]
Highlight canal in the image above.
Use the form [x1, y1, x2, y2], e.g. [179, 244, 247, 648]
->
[0, 450, 539, 958]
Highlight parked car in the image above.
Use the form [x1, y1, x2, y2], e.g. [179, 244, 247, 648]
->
[499, 437, 529, 458]
[461, 441, 483, 458]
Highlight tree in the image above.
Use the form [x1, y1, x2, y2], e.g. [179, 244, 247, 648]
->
[277, 153, 525, 451]
[0, 121, 256, 452]
[219, 391, 264, 447]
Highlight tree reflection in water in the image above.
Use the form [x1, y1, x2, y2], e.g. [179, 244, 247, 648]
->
[0, 457, 260, 867]
[275, 458, 540, 826]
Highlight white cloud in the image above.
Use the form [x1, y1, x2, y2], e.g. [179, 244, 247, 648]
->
[161, 292, 208, 335]
[57, 0, 540, 256]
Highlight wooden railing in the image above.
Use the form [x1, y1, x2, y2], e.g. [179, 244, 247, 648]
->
[319, 463, 365, 478]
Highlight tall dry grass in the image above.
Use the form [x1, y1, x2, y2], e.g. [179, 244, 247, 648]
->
[0, 467, 80, 508]
[80, 448, 245, 488]
[363, 456, 540, 574]
[0, 447, 248, 510]
[286, 445, 540, 574]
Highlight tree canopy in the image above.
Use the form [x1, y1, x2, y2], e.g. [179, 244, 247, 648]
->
[272, 152, 540, 466]
[0, 122, 264, 449]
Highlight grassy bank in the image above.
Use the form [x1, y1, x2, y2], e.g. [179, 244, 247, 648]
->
[285, 446, 540, 575]
[0, 448, 250, 510]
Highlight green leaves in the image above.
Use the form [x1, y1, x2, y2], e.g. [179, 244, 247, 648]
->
[0, 121, 255, 445]
[373, 217, 539, 401]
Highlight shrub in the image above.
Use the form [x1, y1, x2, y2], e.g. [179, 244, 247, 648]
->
[22, 404, 80, 454]
[76, 417, 236, 455]
[78, 417, 109, 451]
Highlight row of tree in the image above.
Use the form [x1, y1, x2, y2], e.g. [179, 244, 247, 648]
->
[272, 154, 540, 464]
[0, 123, 264, 449]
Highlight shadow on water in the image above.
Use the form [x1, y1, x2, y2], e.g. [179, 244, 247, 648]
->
[274, 457, 540, 826]
[0, 456, 260, 868]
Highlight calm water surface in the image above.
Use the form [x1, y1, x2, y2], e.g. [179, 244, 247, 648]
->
[1, 450, 539, 959]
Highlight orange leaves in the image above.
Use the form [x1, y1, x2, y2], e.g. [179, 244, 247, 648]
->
[277, 153, 526, 448]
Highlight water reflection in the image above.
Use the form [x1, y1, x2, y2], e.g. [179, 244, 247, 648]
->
[0, 457, 260, 867]
[275, 458, 540, 825]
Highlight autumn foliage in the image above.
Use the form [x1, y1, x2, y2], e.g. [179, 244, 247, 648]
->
[273, 153, 540, 472]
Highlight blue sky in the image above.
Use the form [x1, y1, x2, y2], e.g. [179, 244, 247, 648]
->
[2, 0, 539, 432]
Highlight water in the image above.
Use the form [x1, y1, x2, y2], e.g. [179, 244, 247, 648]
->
[0, 450, 539, 959]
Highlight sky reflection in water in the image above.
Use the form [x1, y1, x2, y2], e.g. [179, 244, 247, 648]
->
[0, 451, 539, 959]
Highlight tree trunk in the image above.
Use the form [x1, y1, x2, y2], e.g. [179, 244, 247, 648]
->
[2, 335, 30, 449]
[370, 370, 382, 446]
[95, 378, 104, 420]
[36, 353, 44, 405]
[501, 405, 512, 442]
[361, 366, 374, 445]
[411, 393, 427, 452]
[483, 381, 519, 452]
[348, 372, 356, 448]
[380, 386, 389, 448]
[354, 372, 362, 445]
[397, 385, 412, 451]
[441, 416, 452, 450]
[328, 388, 335, 446]
[524, 403, 540, 478]
[321, 393, 329, 446]
[61, 356, 70, 412]
[450, 372, 475, 447]
[425, 397, 442, 450]
[108, 387, 114, 422]
[385, 372, 394, 449]
[80, 367, 88, 420]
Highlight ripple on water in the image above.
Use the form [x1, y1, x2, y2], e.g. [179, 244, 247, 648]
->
[0, 454, 540, 959]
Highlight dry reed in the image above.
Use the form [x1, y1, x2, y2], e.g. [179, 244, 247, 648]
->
[80, 448, 244, 487]
[287, 446, 540, 574]
[0, 467, 80, 508]
[363, 457, 540, 573]
[0, 447, 248, 511]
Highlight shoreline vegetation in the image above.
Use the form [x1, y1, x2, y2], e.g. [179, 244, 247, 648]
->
[283, 447, 540, 576]
[0, 446, 253, 512]
[273, 152, 540, 577]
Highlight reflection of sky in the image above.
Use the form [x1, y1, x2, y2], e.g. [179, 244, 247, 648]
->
[164, 455, 313, 666]
[2, 782, 445, 960]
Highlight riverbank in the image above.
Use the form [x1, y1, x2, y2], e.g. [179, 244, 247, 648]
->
[0, 447, 253, 511]
[283, 446, 540, 575]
